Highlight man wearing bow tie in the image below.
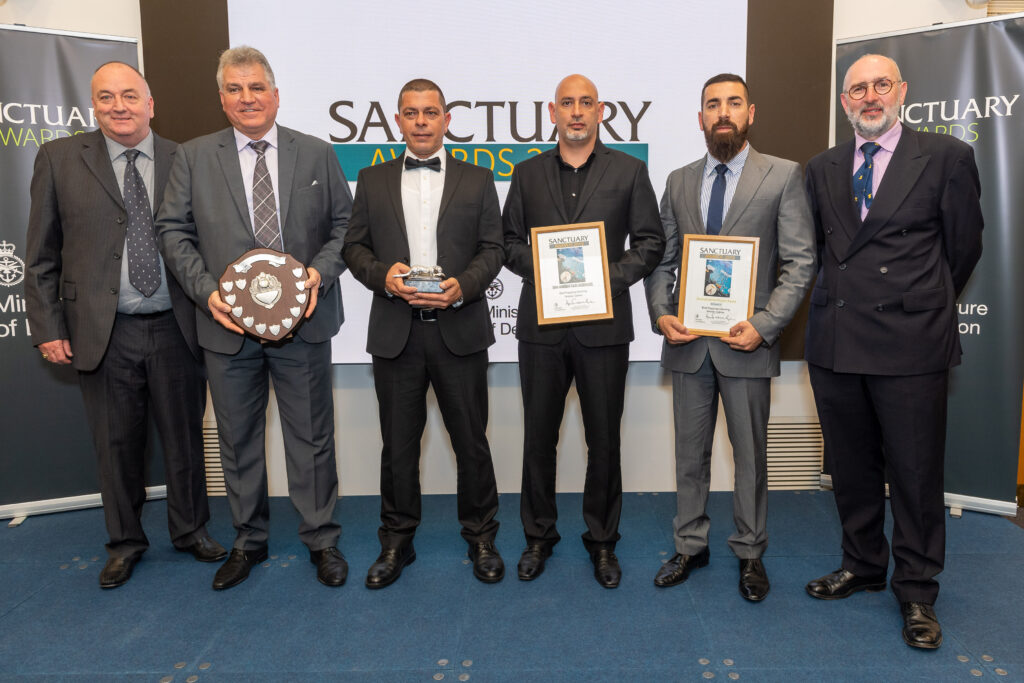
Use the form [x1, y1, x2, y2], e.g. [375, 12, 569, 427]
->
[343, 79, 505, 588]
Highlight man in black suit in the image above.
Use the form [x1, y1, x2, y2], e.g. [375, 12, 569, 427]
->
[25, 62, 224, 589]
[157, 46, 352, 590]
[803, 54, 983, 649]
[342, 79, 505, 587]
[503, 74, 664, 588]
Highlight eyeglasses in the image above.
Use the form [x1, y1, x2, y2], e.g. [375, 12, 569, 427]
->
[846, 78, 900, 100]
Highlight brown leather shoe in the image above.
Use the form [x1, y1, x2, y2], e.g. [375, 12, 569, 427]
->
[653, 548, 709, 588]
[805, 568, 886, 600]
[901, 601, 942, 649]
[310, 547, 348, 587]
[99, 555, 140, 589]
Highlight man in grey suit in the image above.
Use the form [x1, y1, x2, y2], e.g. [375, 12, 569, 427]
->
[157, 46, 352, 590]
[25, 62, 224, 589]
[343, 79, 505, 587]
[644, 74, 815, 600]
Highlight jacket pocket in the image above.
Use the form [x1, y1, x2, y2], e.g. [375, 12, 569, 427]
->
[902, 287, 947, 312]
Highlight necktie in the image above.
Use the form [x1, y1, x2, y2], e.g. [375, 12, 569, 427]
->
[250, 140, 283, 251]
[706, 163, 728, 236]
[123, 149, 161, 297]
[404, 156, 441, 172]
[853, 142, 881, 213]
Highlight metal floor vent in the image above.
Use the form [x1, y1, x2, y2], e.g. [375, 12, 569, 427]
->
[202, 421, 227, 496]
[766, 416, 823, 490]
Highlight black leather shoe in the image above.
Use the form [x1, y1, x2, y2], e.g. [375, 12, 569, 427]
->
[591, 547, 621, 589]
[901, 601, 942, 649]
[365, 545, 416, 589]
[739, 558, 770, 602]
[517, 544, 552, 581]
[805, 568, 886, 600]
[468, 541, 505, 583]
[99, 555, 140, 589]
[177, 535, 228, 563]
[653, 548, 709, 588]
[310, 547, 348, 587]
[212, 547, 268, 590]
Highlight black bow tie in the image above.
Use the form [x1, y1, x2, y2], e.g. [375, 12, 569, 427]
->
[404, 156, 441, 172]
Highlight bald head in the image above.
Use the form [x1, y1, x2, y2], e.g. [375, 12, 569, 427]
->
[840, 53, 906, 140]
[549, 74, 604, 149]
[842, 54, 902, 92]
[554, 74, 599, 103]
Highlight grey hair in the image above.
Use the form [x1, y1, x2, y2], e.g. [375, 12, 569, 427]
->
[216, 45, 276, 90]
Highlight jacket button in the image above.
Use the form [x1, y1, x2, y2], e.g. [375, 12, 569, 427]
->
[900, 229, 908, 236]
[836, 299, 845, 308]
[825, 227, 833, 235]
[116, 217, 124, 224]
[876, 305, 884, 311]
[109, 288, 117, 295]
[879, 266, 888, 274]
[113, 253, 121, 260]
[838, 263, 847, 271]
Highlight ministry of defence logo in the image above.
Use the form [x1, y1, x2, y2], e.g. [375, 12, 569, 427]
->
[485, 278, 504, 300]
[0, 241, 25, 287]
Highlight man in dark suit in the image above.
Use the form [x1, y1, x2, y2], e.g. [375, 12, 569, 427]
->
[503, 74, 664, 588]
[644, 74, 816, 601]
[25, 61, 224, 589]
[157, 46, 352, 590]
[803, 54, 983, 648]
[343, 79, 505, 588]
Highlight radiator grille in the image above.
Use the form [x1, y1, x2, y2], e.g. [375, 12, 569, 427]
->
[203, 421, 226, 496]
[766, 417, 823, 490]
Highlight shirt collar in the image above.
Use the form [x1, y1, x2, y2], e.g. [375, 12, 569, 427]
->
[234, 124, 279, 153]
[555, 149, 596, 171]
[104, 129, 155, 162]
[403, 146, 447, 171]
[705, 142, 750, 178]
[855, 121, 902, 155]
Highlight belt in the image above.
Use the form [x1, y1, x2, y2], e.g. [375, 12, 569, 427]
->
[412, 308, 438, 322]
[118, 309, 172, 320]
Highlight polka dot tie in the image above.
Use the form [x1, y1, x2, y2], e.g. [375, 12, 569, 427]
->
[853, 142, 881, 213]
[249, 140, 283, 251]
[123, 149, 161, 297]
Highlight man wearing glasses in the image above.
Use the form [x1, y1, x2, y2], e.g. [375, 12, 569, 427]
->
[803, 54, 983, 649]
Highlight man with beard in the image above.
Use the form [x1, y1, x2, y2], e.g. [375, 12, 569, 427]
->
[504, 74, 663, 588]
[644, 73, 815, 600]
[803, 54, 982, 648]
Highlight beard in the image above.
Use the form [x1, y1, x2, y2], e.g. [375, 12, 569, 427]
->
[704, 118, 748, 162]
[846, 101, 899, 139]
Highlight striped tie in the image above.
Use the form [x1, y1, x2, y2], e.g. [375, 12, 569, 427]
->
[250, 140, 283, 251]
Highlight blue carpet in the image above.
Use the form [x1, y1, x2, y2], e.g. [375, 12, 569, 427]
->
[0, 491, 1021, 681]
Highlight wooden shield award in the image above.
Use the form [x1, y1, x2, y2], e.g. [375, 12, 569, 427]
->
[218, 248, 309, 341]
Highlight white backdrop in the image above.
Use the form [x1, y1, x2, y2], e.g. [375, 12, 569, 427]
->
[226, 0, 748, 363]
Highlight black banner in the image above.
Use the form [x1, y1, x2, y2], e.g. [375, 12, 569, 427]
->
[0, 27, 143, 509]
[836, 17, 1024, 505]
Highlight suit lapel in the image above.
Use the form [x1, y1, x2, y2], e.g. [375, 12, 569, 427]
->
[846, 127, 926, 257]
[572, 142, 611, 222]
[722, 147, 769, 235]
[436, 153, 464, 243]
[152, 133, 174, 213]
[276, 126, 297, 231]
[384, 156, 408, 241]
[80, 131, 124, 210]
[541, 151, 568, 223]
[215, 129, 253, 232]
[683, 160, 706, 234]
[822, 140, 860, 260]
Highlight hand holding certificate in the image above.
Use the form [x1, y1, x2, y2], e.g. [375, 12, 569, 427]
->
[530, 222, 614, 325]
[677, 235, 759, 337]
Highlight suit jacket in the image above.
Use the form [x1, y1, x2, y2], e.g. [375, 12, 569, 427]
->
[341, 153, 504, 359]
[156, 125, 352, 355]
[645, 146, 816, 378]
[25, 129, 199, 371]
[503, 140, 664, 347]
[804, 124, 983, 375]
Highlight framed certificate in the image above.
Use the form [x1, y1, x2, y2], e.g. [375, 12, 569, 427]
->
[678, 234, 759, 337]
[531, 221, 614, 325]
